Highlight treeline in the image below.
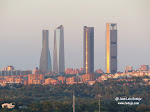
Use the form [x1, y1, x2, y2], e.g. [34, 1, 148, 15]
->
[1, 100, 150, 112]
[0, 77, 150, 112]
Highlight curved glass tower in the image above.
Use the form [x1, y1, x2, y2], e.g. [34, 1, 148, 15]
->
[39, 30, 52, 74]
[53, 25, 65, 74]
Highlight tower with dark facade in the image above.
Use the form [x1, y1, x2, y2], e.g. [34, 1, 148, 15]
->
[83, 26, 94, 74]
[39, 30, 52, 74]
[53, 25, 65, 74]
[106, 23, 117, 74]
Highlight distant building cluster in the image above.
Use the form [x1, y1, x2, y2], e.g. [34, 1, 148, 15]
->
[45, 78, 58, 85]
[44, 73, 96, 85]
[141, 65, 149, 71]
[28, 73, 44, 85]
[95, 69, 104, 74]
[39, 25, 65, 75]
[38, 24, 118, 75]
[125, 66, 133, 73]
[0, 23, 149, 87]
[1, 24, 149, 88]
[0, 65, 150, 86]
[65, 68, 103, 74]
[65, 68, 84, 74]
[0, 66, 32, 76]
[0, 75, 28, 86]
[124, 65, 149, 73]
[98, 65, 150, 82]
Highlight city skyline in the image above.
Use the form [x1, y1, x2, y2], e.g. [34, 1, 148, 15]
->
[0, 0, 150, 72]
[0, 1, 150, 111]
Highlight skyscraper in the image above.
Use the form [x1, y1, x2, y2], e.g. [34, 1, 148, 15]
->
[53, 25, 65, 74]
[83, 26, 94, 74]
[106, 23, 117, 74]
[39, 30, 52, 74]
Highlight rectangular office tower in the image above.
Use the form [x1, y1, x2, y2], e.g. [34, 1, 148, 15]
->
[106, 23, 117, 74]
[83, 26, 94, 74]
[53, 25, 65, 74]
[40, 30, 52, 74]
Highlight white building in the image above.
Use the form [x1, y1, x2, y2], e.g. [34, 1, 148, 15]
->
[2, 103, 15, 109]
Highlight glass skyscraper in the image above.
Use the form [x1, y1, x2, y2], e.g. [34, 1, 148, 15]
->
[39, 30, 52, 74]
[83, 26, 94, 74]
[53, 25, 65, 74]
[106, 23, 117, 74]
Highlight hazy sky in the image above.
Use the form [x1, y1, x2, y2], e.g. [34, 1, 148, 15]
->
[0, 0, 150, 72]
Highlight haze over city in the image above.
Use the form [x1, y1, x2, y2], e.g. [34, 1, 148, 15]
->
[0, 0, 150, 72]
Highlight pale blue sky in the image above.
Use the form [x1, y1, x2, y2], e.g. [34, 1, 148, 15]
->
[0, 0, 150, 72]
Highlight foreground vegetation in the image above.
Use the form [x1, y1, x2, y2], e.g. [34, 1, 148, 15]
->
[0, 77, 150, 112]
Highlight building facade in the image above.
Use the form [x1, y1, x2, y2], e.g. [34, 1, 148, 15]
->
[53, 25, 65, 74]
[0, 66, 32, 76]
[28, 73, 44, 85]
[141, 65, 149, 71]
[106, 23, 117, 74]
[83, 26, 94, 73]
[39, 30, 52, 74]
[125, 66, 133, 73]
[81, 73, 95, 82]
